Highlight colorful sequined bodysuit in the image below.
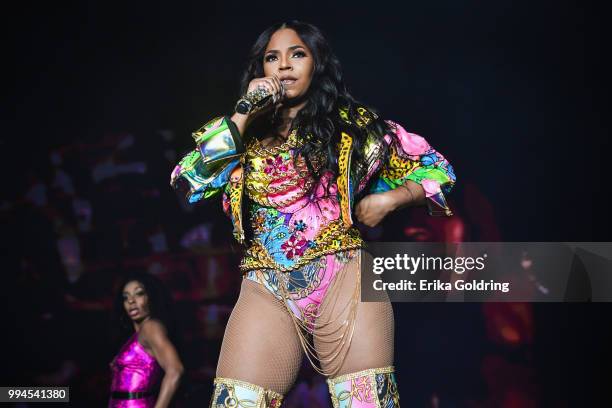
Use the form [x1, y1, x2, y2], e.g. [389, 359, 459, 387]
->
[171, 109, 456, 374]
[239, 132, 366, 334]
[109, 332, 162, 408]
[226, 120, 456, 275]
[239, 132, 363, 272]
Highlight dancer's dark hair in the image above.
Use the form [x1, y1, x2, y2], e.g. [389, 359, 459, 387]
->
[113, 271, 178, 343]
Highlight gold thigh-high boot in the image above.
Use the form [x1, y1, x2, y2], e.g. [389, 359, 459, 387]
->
[326, 366, 400, 408]
[210, 377, 284, 408]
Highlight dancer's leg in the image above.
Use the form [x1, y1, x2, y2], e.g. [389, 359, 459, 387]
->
[314, 250, 400, 407]
[314, 250, 394, 376]
[215, 278, 304, 398]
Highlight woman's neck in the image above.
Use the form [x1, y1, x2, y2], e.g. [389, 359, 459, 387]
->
[132, 316, 151, 333]
[274, 100, 307, 138]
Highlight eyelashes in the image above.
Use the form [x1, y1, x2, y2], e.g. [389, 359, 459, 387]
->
[264, 51, 307, 62]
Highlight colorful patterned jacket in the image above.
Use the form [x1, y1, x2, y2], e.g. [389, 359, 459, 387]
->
[170, 107, 456, 247]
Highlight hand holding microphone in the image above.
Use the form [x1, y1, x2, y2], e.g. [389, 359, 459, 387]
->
[235, 75, 285, 116]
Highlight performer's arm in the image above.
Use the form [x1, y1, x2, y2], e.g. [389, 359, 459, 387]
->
[387, 179, 426, 209]
[140, 320, 184, 408]
[230, 112, 252, 136]
[355, 120, 456, 227]
[354, 180, 424, 227]
[230, 73, 284, 135]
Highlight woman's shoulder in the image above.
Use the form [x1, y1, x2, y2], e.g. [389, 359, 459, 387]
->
[138, 319, 168, 343]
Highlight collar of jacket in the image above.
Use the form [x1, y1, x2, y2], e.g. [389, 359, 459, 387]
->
[336, 105, 385, 229]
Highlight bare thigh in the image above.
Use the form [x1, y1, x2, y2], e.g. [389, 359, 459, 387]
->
[216, 278, 304, 394]
[314, 250, 395, 377]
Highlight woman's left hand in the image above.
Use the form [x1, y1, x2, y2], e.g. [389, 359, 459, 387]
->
[354, 193, 397, 227]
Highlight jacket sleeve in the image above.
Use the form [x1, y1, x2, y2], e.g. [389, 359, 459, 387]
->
[369, 120, 457, 216]
[170, 116, 244, 204]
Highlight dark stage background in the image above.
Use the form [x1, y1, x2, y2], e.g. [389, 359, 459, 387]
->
[5, 1, 611, 406]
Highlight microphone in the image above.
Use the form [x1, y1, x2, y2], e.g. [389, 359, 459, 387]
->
[235, 83, 284, 115]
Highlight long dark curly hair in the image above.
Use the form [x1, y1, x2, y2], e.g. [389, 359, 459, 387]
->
[240, 20, 394, 191]
[113, 271, 177, 343]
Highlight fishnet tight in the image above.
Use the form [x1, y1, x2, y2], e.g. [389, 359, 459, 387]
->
[216, 250, 395, 395]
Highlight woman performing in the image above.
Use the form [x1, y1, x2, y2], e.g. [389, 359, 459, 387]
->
[171, 21, 456, 407]
[109, 272, 184, 407]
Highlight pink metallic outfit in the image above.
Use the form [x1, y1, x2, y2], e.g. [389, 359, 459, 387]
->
[109, 332, 162, 408]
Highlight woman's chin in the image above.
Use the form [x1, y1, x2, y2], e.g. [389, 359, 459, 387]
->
[130, 314, 149, 323]
[282, 92, 308, 107]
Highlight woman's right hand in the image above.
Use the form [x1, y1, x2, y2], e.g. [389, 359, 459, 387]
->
[245, 74, 284, 106]
[231, 75, 284, 134]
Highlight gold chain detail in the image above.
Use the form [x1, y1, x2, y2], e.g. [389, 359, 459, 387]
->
[244, 135, 317, 208]
[275, 250, 362, 377]
[248, 129, 303, 156]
